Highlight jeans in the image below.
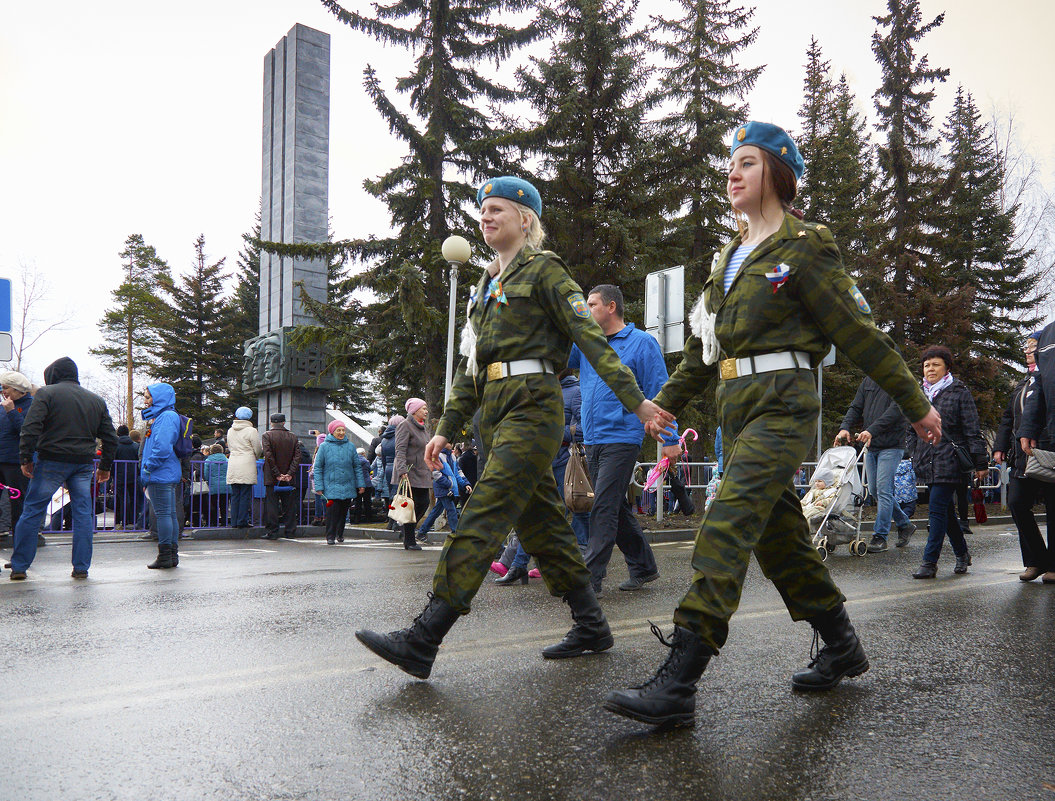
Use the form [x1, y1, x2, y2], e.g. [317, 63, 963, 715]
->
[923, 482, 968, 564]
[147, 482, 180, 546]
[11, 461, 95, 573]
[229, 484, 253, 528]
[584, 442, 658, 588]
[865, 447, 911, 540]
[512, 457, 591, 569]
[418, 494, 459, 536]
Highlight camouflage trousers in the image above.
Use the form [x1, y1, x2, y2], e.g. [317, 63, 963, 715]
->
[674, 369, 845, 652]
[433, 374, 590, 613]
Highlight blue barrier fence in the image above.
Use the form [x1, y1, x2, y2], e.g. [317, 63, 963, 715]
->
[37, 460, 330, 534]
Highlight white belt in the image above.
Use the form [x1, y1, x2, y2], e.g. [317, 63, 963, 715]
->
[718, 351, 811, 380]
[486, 359, 555, 381]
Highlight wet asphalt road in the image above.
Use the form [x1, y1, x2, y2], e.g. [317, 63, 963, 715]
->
[2, 525, 1053, 801]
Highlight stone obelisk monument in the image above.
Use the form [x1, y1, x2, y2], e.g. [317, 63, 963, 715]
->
[245, 23, 336, 448]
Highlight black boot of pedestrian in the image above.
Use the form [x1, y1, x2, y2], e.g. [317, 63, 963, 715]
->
[171, 541, 179, 567]
[953, 551, 972, 574]
[403, 525, 422, 551]
[791, 603, 869, 691]
[604, 624, 712, 727]
[355, 593, 460, 679]
[542, 584, 614, 659]
[147, 544, 175, 570]
[494, 565, 529, 585]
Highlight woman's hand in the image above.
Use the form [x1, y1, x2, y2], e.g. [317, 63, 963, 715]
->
[424, 435, 449, 470]
[992, 451, 1003, 464]
[1020, 437, 1036, 457]
[975, 469, 988, 485]
[635, 399, 676, 443]
[911, 405, 942, 445]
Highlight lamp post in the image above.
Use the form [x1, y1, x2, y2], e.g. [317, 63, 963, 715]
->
[441, 235, 472, 405]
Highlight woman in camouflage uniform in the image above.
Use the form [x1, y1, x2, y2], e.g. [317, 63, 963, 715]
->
[604, 122, 943, 728]
[355, 176, 669, 680]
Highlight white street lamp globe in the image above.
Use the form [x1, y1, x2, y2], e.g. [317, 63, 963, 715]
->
[441, 235, 472, 264]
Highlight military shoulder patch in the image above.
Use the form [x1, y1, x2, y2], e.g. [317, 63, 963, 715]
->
[849, 285, 871, 314]
[567, 292, 590, 319]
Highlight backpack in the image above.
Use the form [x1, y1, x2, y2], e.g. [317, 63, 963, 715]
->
[171, 412, 195, 459]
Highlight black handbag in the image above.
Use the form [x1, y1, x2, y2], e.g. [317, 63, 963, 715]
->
[951, 442, 975, 474]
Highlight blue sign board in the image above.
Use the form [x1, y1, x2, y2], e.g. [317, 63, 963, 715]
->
[0, 278, 10, 332]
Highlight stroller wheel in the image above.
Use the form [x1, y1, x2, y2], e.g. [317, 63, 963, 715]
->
[851, 540, 867, 557]
[816, 546, 828, 561]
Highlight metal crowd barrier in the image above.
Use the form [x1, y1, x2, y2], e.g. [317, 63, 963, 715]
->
[631, 460, 1009, 518]
[39, 460, 338, 534]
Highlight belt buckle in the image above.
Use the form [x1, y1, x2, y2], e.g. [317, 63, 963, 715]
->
[487, 362, 503, 381]
[719, 358, 738, 380]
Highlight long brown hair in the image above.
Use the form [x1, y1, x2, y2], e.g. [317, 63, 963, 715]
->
[733, 150, 801, 237]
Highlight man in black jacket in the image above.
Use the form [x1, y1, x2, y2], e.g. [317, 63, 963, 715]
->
[8, 357, 118, 580]
[836, 376, 916, 552]
[261, 413, 302, 539]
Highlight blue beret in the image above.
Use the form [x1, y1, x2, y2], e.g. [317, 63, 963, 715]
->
[477, 176, 542, 218]
[1028, 330, 1043, 341]
[731, 121, 804, 180]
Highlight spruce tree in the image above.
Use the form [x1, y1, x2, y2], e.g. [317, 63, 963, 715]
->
[939, 87, 1039, 427]
[795, 36, 833, 220]
[512, 0, 662, 305]
[91, 234, 172, 427]
[870, 0, 952, 352]
[284, 0, 540, 415]
[152, 235, 233, 429]
[648, 0, 761, 286]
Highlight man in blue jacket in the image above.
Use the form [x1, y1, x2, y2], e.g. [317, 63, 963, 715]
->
[569, 285, 682, 594]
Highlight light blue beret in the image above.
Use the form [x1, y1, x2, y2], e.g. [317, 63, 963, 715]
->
[235, 406, 253, 420]
[477, 176, 542, 218]
[731, 121, 804, 180]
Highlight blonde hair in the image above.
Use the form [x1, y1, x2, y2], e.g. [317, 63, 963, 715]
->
[520, 208, 546, 249]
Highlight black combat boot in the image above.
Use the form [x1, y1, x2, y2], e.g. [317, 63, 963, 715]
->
[542, 584, 614, 658]
[604, 624, 712, 727]
[355, 593, 460, 679]
[147, 544, 175, 570]
[494, 565, 529, 585]
[791, 603, 869, 691]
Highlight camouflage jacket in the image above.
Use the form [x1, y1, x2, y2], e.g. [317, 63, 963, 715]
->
[655, 213, 930, 424]
[436, 246, 645, 441]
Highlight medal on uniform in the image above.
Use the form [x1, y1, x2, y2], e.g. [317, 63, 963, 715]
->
[766, 264, 790, 293]
[487, 278, 507, 306]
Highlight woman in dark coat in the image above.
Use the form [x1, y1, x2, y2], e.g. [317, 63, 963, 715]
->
[993, 332, 1055, 582]
[392, 400, 431, 551]
[906, 346, 988, 578]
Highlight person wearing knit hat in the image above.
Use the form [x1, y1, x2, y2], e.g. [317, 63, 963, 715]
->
[995, 332, 1055, 583]
[226, 405, 263, 532]
[602, 122, 941, 728]
[0, 371, 34, 536]
[355, 174, 670, 684]
[327, 420, 343, 436]
[313, 418, 368, 544]
[391, 399, 431, 550]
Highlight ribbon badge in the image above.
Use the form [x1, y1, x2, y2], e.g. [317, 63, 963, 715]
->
[766, 263, 791, 294]
[487, 278, 508, 307]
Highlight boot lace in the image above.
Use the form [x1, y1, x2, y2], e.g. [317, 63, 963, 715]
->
[389, 592, 437, 641]
[631, 622, 682, 690]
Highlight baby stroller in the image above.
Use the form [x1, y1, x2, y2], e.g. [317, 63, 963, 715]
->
[807, 444, 869, 559]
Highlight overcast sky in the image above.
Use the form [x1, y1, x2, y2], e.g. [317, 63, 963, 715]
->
[1, 0, 1052, 388]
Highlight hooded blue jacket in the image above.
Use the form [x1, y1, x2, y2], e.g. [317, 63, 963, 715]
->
[139, 383, 182, 485]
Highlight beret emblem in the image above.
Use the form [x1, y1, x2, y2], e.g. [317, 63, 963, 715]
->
[737, 128, 746, 142]
[484, 183, 493, 194]
[781, 146, 787, 155]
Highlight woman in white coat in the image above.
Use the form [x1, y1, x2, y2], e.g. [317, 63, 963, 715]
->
[227, 406, 263, 532]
